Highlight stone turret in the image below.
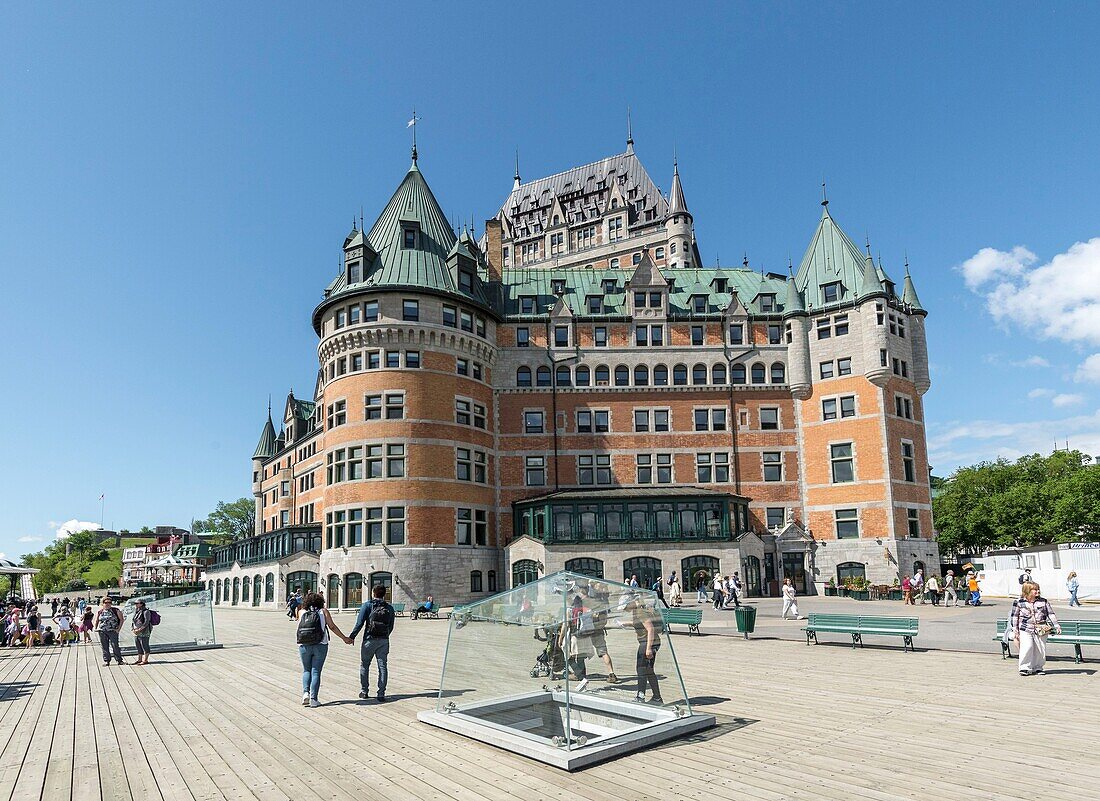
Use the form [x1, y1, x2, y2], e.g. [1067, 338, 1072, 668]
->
[859, 253, 890, 388]
[664, 161, 693, 268]
[903, 263, 931, 394]
[251, 410, 276, 536]
[783, 273, 812, 399]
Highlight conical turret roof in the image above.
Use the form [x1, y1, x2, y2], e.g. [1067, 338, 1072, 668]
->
[253, 414, 276, 459]
[902, 266, 925, 313]
[858, 253, 885, 300]
[783, 272, 806, 316]
[668, 161, 690, 217]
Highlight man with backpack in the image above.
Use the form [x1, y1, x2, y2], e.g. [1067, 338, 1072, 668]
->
[348, 584, 396, 703]
[130, 599, 158, 665]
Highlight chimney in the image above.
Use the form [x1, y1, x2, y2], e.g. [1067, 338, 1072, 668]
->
[484, 218, 503, 283]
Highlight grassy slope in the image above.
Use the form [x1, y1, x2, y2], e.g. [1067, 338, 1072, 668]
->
[82, 537, 156, 587]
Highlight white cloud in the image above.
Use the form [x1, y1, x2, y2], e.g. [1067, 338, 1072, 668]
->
[928, 408, 1100, 470]
[1028, 388, 1053, 399]
[54, 519, 103, 539]
[1052, 393, 1085, 407]
[1018, 355, 1050, 368]
[958, 245, 1036, 290]
[1075, 353, 1100, 384]
[16, 536, 42, 543]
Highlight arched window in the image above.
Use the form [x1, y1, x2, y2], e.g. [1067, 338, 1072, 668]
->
[623, 557, 662, 590]
[536, 366, 551, 387]
[837, 562, 867, 583]
[344, 572, 364, 607]
[369, 571, 392, 602]
[614, 365, 629, 386]
[286, 571, 318, 596]
[512, 559, 539, 588]
[517, 366, 532, 387]
[265, 573, 275, 603]
[241, 575, 250, 603]
[692, 363, 708, 385]
[712, 363, 727, 384]
[215, 579, 222, 605]
[231, 577, 240, 606]
[653, 365, 669, 386]
[595, 365, 610, 385]
[771, 362, 786, 384]
[634, 365, 649, 386]
[673, 364, 688, 385]
[222, 579, 229, 602]
[556, 365, 571, 386]
[487, 570, 498, 592]
[252, 575, 262, 606]
[326, 574, 340, 606]
[470, 570, 484, 593]
[913, 560, 926, 575]
[565, 558, 604, 578]
[751, 363, 766, 384]
[682, 556, 721, 591]
[732, 363, 746, 384]
[575, 366, 591, 387]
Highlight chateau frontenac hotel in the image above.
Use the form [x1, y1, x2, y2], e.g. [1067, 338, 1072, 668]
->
[205, 134, 937, 610]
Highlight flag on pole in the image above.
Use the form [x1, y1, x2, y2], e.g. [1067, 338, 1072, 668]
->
[407, 116, 417, 127]
[99, 494, 105, 500]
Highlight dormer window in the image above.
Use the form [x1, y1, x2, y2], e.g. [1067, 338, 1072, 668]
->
[553, 215, 560, 225]
[550, 279, 566, 296]
[693, 295, 707, 314]
[347, 260, 361, 284]
[759, 294, 777, 313]
[714, 277, 728, 293]
[403, 228, 417, 248]
[459, 271, 474, 294]
[602, 279, 617, 293]
[611, 198, 619, 209]
[822, 282, 841, 304]
[587, 296, 602, 314]
[520, 296, 536, 314]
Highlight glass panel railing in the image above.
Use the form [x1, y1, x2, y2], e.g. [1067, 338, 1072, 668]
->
[119, 590, 216, 651]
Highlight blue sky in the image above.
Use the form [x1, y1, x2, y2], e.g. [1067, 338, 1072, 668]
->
[2, 3, 1099, 556]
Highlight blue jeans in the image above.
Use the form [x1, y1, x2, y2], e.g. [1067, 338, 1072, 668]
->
[299, 643, 329, 699]
[360, 638, 389, 695]
[1069, 589, 1081, 607]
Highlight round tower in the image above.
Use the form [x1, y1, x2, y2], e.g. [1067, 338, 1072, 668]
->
[902, 265, 931, 395]
[783, 274, 812, 399]
[857, 253, 890, 387]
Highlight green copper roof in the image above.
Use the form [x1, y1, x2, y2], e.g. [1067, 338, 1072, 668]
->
[783, 273, 806, 316]
[292, 398, 315, 421]
[501, 266, 787, 317]
[858, 253, 885, 300]
[253, 415, 276, 459]
[795, 203, 890, 309]
[902, 268, 925, 312]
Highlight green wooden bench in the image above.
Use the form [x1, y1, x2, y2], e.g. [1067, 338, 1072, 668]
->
[993, 619, 1100, 663]
[411, 603, 440, 620]
[391, 602, 406, 617]
[660, 607, 703, 635]
[803, 613, 918, 652]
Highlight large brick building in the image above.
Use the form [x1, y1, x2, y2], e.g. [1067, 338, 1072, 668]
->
[204, 135, 937, 609]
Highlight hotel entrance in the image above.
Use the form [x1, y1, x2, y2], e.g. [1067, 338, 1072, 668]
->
[782, 552, 807, 594]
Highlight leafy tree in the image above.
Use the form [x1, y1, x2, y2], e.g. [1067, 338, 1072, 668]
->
[934, 450, 1100, 554]
[195, 497, 255, 541]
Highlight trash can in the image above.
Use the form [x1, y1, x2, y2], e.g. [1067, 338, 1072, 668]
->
[734, 605, 757, 639]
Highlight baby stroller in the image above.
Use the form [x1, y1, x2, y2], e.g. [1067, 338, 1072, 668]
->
[530, 625, 567, 678]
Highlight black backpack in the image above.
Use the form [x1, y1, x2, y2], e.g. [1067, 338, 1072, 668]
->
[367, 601, 394, 638]
[296, 607, 324, 645]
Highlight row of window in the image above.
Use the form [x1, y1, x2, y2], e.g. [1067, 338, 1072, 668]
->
[520, 451, 779, 487]
[834, 507, 922, 539]
[516, 361, 786, 388]
[516, 323, 756, 348]
[521, 406, 781, 434]
[829, 440, 919, 483]
[325, 506, 406, 547]
[326, 444, 406, 483]
[326, 349, 420, 381]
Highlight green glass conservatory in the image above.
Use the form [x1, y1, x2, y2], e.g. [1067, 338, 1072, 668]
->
[418, 571, 715, 770]
[513, 487, 749, 545]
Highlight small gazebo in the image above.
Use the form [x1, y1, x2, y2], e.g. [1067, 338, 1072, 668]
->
[0, 558, 40, 600]
[143, 554, 201, 584]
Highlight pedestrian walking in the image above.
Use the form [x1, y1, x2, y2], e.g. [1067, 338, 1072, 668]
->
[711, 575, 725, 609]
[628, 575, 639, 589]
[130, 600, 153, 665]
[286, 590, 301, 619]
[668, 575, 683, 607]
[348, 584, 396, 702]
[926, 575, 941, 606]
[1066, 572, 1082, 608]
[1010, 581, 1060, 676]
[966, 572, 981, 606]
[80, 606, 94, 643]
[901, 575, 913, 605]
[53, 606, 74, 647]
[50, 598, 58, 617]
[780, 578, 801, 620]
[294, 591, 351, 707]
[1018, 567, 1033, 590]
[694, 572, 708, 604]
[624, 593, 662, 705]
[943, 571, 958, 606]
[94, 597, 125, 666]
[650, 577, 669, 609]
[913, 569, 926, 604]
[24, 606, 41, 649]
[728, 573, 743, 609]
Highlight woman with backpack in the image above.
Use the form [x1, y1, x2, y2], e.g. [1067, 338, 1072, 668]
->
[294, 591, 351, 707]
[130, 600, 154, 665]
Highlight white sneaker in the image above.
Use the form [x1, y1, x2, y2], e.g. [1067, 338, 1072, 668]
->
[302, 693, 309, 706]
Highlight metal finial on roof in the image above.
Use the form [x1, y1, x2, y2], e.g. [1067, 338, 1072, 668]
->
[865, 234, 872, 256]
[267, 395, 271, 417]
[626, 107, 634, 153]
[409, 108, 420, 164]
[743, 253, 749, 268]
[904, 251, 911, 276]
[821, 178, 828, 207]
[360, 207, 364, 230]
[352, 215, 357, 232]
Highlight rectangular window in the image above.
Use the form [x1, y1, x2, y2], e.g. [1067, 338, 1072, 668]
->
[577, 410, 609, 433]
[347, 508, 362, 546]
[696, 452, 730, 483]
[728, 323, 744, 345]
[403, 228, 416, 248]
[834, 314, 849, 336]
[456, 358, 469, 376]
[656, 453, 672, 484]
[335, 309, 346, 329]
[365, 394, 382, 420]
[366, 507, 383, 545]
[367, 351, 380, 370]
[836, 508, 859, 539]
[820, 361, 834, 379]
[691, 325, 704, 346]
[593, 326, 607, 347]
[840, 395, 856, 418]
[907, 508, 920, 538]
[693, 296, 707, 314]
[636, 454, 652, 484]
[366, 444, 383, 478]
[349, 305, 361, 325]
[634, 291, 646, 308]
[520, 296, 535, 314]
[460, 310, 473, 332]
[831, 443, 855, 483]
[402, 299, 419, 321]
[517, 327, 530, 347]
[386, 506, 405, 545]
[455, 399, 471, 426]
[588, 296, 602, 314]
[768, 324, 782, 344]
[385, 393, 404, 419]
[649, 291, 661, 308]
[634, 409, 649, 433]
[475, 316, 485, 338]
[760, 407, 779, 430]
[524, 411, 544, 434]
[457, 508, 472, 545]
[837, 357, 852, 376]
[766, 508, 785, 529]
[385, 351, 400, 368]
[816, 318, 831, 340]
[456, 448, 472, 481]
[762, 452, 783, 482]
[608, 216, 623, 241]
[760, 294, 776, 312]
[525, 456, 546, 486]
[350, 353, 363, 372]
[902, 441, 916, 482]
[822, 398, 837, 421]
[442, 305, 457, 327]
[822, 282, 841, 303]
[472, 402, 486, 429]
[386, 444, 405, 477]
[578, 454, 612, 486]
[326, 400, 346, 429]
[472, 362, 482, 381]
[555, 326, 569, 347]
[404, 350, 420, 368]
[364, 300, 379, 322]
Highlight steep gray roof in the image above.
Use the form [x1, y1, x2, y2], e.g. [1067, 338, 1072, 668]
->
[253, 415, 276, 459]
[667, 162, 689, 217]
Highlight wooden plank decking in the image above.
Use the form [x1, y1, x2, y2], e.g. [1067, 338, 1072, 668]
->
[0, 607, 1097, 801]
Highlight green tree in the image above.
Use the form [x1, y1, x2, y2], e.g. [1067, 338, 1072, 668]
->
[196, 497, 256, 541]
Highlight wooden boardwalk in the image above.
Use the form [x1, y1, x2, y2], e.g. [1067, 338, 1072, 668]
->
[1, 607, 1097, 801]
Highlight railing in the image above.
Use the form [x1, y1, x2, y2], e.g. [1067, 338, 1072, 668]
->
[542, 527, 733, 545]
[119, 590, 216, 652]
